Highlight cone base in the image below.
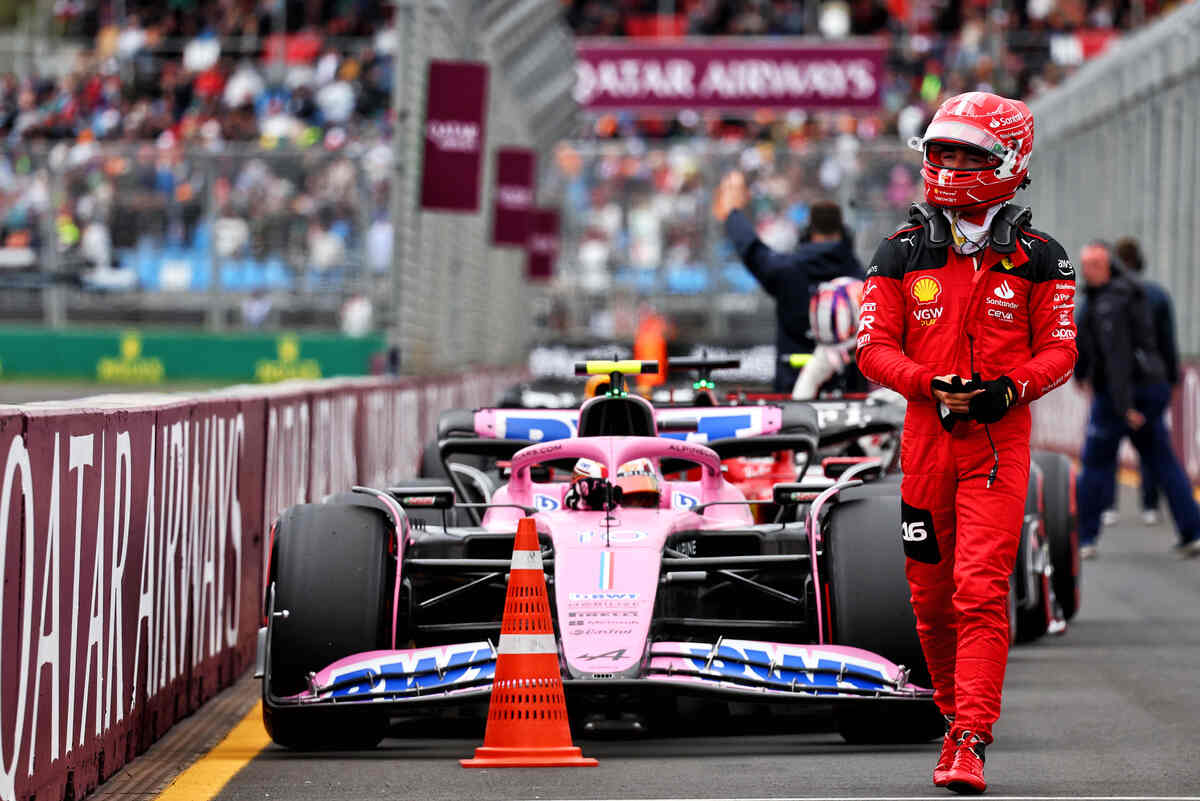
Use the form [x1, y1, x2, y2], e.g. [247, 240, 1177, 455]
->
[460, 745, 598, 768]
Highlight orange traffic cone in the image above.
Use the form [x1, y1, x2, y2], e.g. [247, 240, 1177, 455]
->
[461, 517, 597, 768]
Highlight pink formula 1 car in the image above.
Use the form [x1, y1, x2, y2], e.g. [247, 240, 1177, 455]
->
[257, 362, 941, 749]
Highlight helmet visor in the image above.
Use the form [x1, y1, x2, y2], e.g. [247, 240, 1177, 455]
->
[616, 474, 659, 508]
[920, 119, 1007, 160]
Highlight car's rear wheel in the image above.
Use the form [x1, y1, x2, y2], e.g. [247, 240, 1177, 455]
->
[825, 495, 941, 743]
[1033, 450, 1080, 620]
[265, 504, 392, 749]
[1015, 468, 1053, 643]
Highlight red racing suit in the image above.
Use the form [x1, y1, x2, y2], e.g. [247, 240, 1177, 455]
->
[856, 211, 1077, 742]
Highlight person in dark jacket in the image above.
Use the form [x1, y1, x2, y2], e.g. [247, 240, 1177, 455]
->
[713, 171, 864, 392]
[1075, 240, 1200, 557]
[1114, 236, 1179, 523]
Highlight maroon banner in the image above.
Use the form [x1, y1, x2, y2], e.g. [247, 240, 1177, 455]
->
[420, 60, 489, 212]
[262, 389, 310, 589]
[0, 368, 532, 801]
[358, 382, 422, 489]
[574, 39, 884, 110]
[526, 209, 560, 281]
[0, 410, 29, 801]
[1173, 364, 1200, 484]
[16, 408, 141, 801]
[308, 386, 358, 505]
[491, 148, 536, 246]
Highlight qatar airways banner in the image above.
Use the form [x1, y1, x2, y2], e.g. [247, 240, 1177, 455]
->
[0, 368, 531, 801]
[526, 209, 560, 281]
[420, 60, 489, 212]
[491, 148, 536, 246]
[574, 40, 884, 110]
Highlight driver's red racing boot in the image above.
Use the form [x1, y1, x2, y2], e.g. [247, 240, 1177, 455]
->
[932, 715, 956, 787]
[945, 731, 987, 795]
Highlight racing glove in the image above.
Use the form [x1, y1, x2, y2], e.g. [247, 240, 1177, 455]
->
[967, 375, 1017, 424]
[931, 375, 974, 432]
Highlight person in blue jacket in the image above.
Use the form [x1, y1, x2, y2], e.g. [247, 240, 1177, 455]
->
[1075, 240, 1200, 558]
[1111, 236, 1180, 525]
[713, 170, 864, 393]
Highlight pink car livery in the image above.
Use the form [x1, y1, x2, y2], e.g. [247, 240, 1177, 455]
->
[257, 362, 939, 749]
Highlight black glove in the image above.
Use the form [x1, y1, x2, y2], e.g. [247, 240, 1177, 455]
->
[930, 375, 975, 432]
[967, 375, 1017, 424]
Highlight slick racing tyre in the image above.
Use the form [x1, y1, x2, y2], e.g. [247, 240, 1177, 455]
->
[265, 504, 392, 749]
[826, 495, 941, 744]
[1014, 467, 1053, 643]
[1033, 450, 1080, 620]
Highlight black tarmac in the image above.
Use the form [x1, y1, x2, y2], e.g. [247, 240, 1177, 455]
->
[207, 486, 1200, 801]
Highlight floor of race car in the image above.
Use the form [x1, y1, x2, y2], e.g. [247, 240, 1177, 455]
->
[102, 486, 1200, 801]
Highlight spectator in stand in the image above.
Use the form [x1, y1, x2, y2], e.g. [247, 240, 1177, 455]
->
[1075, 240, 1200, 559]
[1096, 236, 1180, 527]
[0, 0, 1156, 150]
[566, 0, 1145, 145]
[713, 169, 863, 393]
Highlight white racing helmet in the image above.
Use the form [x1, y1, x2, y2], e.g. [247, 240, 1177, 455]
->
[809, 276, 865, 346]
[615, 458, 660, 509]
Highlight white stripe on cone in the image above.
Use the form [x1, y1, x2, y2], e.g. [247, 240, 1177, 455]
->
[510, 550, 544, 570]
[498, 633, 558, 654]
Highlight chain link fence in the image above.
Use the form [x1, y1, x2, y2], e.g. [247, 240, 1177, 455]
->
[1027, 1, 1200, 356]
[0, 1, 579, 371]
[0, 141, 389, 327]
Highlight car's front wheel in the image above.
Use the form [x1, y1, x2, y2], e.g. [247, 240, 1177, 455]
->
[265, 503, 392, 749]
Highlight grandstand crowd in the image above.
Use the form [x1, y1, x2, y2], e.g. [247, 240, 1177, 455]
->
[0, 0, 1179, 304]
[567, 0, 1163, 142]
[554, 0, 1174, 304]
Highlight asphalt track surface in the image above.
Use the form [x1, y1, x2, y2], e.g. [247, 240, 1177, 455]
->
[111, 484, 1191, 801]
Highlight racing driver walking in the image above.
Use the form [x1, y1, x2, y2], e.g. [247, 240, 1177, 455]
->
[855, 92, 1077, 795]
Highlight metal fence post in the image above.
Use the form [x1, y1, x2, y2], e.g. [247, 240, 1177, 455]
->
[205, 155, 224, 331]
[389, 0, 432, 372]
[41, 163, 65, 328]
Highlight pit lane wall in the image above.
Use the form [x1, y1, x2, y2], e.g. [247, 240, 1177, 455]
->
[0, 368, 524, 801]
[1031, 360, 1200, 485]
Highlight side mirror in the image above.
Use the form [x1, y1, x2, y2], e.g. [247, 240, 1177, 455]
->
[657, 417, 699, 433]
[387, 486, 456, 509]
[822, 457, 882, 481]
[772, 482, 816, 505]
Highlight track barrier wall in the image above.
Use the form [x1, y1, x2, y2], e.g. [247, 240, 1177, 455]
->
[1027, 2, 1200, 357]
[0, 367, 525, 801]
[1024, 4, 1199, 483]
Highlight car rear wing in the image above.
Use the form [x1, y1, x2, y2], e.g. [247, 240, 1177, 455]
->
[705, 433, 817, 463]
